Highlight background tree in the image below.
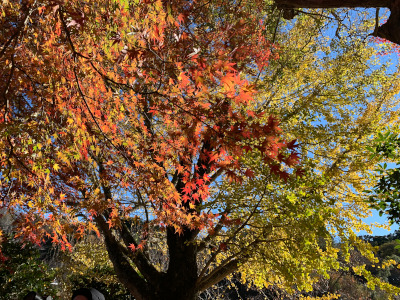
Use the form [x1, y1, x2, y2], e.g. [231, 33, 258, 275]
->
[1, 0, 400, 299]
[55, 237, 131, 299]
[366, 132, 400, 223]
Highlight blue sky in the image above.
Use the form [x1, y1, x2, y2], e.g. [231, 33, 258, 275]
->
[362, 211, 399, 235]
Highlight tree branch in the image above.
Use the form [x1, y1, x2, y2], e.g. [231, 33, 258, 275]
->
[95, 214, 151, 300]
[275, 0, 390, 8]
[196, 259, 239, 292]
[199, 185, 267, 277]
[0, 1, 37, 59]
[119, 222, 163, 285]
[275, 0, 400, 45]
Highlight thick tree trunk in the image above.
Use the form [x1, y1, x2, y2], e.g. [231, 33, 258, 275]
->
[374, 0, 400, 45]
[147, 228, 198, 300]
[100, 222, 199, 300]
[275, 0, 400, 45]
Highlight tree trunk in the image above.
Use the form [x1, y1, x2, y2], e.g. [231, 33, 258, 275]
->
[146, 228, 198, 300]
[98, 214, 200, 300]
[375, 0, 400, 45]
[101, 227, 199, 300]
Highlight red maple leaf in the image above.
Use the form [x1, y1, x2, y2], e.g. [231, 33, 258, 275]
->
[129, 244, 136, 252]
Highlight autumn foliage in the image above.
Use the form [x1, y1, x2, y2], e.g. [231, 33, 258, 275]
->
[0, 0, 303, 298]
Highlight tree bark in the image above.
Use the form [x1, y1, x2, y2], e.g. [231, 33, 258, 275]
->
[275, 0, 400, 45]
[374, 0, 400, 45]
[152, 227, 199, 300]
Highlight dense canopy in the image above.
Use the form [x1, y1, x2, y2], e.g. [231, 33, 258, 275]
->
[1, 0, 400, 299]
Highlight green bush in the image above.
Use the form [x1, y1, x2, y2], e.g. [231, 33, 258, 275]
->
[0, 234, 57, 300]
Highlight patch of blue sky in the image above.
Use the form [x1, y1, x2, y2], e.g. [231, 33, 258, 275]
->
[359, 210, 399, 236]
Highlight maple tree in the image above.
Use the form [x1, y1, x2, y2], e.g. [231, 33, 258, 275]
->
[0, 1, 300, 299]
[1, 0, 400, 299]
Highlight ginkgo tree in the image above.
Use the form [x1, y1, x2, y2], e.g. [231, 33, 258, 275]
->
[1, 0, 400, 299]
[249, 6, 400, 291]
